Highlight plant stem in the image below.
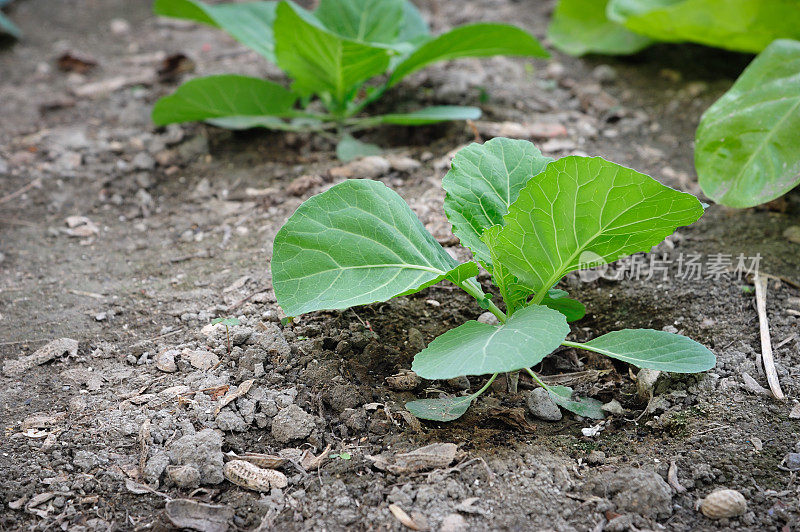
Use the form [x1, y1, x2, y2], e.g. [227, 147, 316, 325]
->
[225, 325, 231, 356]
[560, 339, 608, 357]
[458, 278, 507, 324]
[459, 372, 498, 404]
[524, 367, 550, 390]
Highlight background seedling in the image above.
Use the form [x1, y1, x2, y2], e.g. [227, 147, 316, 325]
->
[270, 138, 717, 421]
[547, 1, 800, 208]
[151, 0, 548, 158]
[211, 317, 240, 355]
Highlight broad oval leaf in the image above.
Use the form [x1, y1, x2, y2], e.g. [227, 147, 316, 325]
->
[547, 0, 652, 56]
[573, 329, 716, 372]
[443, 138, 553, 267]
[607, 0, 800, 53]
[378, 105, 481, 125]
[154, 0, 278, 62]
[411, 304, 569, 379]
[388, 23, 548, 87]
[152, 75, 297, 126]
[696, 39, 800, 208]
[272, 179, 477, 317]
[405, 396, 472, 422]
[274, 1, 391, 102]
[493, 156, 704, 300]
[546, 385, 605, 419]
[315, 0, 404, 44]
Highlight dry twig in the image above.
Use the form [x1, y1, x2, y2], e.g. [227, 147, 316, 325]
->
[754, 273, 785, 400]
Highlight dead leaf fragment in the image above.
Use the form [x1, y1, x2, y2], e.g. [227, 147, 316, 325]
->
[57, 51, 98, 73]
[63, 216, 99, 237]
[385, 369, 422, 391]
[3, 338, 78, 376]
[214, 379, 254, 415]
[300, 444, 332, 470]
[165, 499, 234, 532]
[367, 443, 459, 474]
[21, 412, 67, 430]
[158, 53, 196, 82]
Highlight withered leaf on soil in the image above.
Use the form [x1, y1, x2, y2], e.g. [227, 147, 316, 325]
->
[3, 338, 78, 377]
[165, 499, 234, 532]
[367, 443, 460, 474]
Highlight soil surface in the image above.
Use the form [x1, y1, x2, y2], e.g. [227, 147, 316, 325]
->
[2, 0, 800, 531]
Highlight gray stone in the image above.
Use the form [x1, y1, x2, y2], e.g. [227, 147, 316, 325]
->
[526, 388, 562, 421]
[215, 410, 248, 432]
[586, 467, 673, 518]
[477, 312, 499, 325]
[144, 451, 170, 484]
[271, 405, 315, 443]
[169, 428, 225, 484]
[73, 450, 106, 472]
[783, 452, 800, 471]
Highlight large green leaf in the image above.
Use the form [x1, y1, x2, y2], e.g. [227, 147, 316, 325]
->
[388, 23, 548, 87]
[153, 0, 278, 62]
[547, 0, 653, 56]
[492, 156, 704, 300]
[273, 1, 391, 103]
[272, 179, 478, 317]
[411, 304, 569, 379]
[546, 385, 605, 419]
[443, 138, 553, 267]
[152, 75, 297, 125]
[378, 105, 481, 125]
[405, 396, 473, 422]
[568, 329, 716, 372]
[397, 0, 429, 44]
[481, 226, 532, 316]
[607, 0, 800, 53]
[315, 0, 404, 44]
[696, 39, 800, 208]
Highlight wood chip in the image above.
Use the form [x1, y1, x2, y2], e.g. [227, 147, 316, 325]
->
[3, 338, 78, 376]
[388, 504, 425, 531]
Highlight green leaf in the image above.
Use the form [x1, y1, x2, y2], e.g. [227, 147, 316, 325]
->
[271, 179, 478, 317]
[205, 115, 325, 131]
[607, 0, 800, 53]
[336, 134, 383, 162]
[547, 0, 652, 56]
[0, 10, 20, 39]
[695, 39, 800, 208]
[443, 138, 553, 267]
[411, 304, 569, 379]
[546, 385, 605, 419]
[541, 290, 586, 322]
[153, 0, 278, 62]
[273, 1, 391, 103]
[212, 317, 241, 327]
[314, 0, 404, 44]
[481, 225, 533, 316]
[397, 0, 430, 43]
[493, 156, 704, 300]
[406, 396, 473, 422]
[378, 105, 482, 125]
[152, 75, 297, 126]
[388, 23, 548, 87]
[573, 329, 717, 372]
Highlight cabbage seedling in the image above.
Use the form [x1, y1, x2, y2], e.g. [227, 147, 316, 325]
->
[151, 0, 547, 158]
[212, 317, 240, 355]
[270, 138, 716, 421]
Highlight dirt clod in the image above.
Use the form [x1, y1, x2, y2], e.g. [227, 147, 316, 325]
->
[587, 467, 673, 518]
[169, 429, 225, 485]
[271, 404, 315, 442]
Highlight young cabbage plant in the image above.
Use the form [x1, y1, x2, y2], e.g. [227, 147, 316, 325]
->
[151, 0, 547, 159]
[270, 138, 716, 421]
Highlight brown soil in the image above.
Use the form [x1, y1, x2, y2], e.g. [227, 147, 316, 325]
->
[1, 0, 799, 531]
